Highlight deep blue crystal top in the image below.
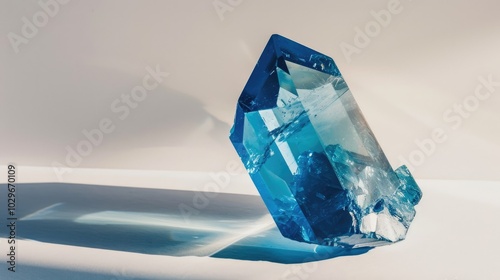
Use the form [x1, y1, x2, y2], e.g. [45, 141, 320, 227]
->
[238, 35, 340, 112]
[230, 34, 421, 247]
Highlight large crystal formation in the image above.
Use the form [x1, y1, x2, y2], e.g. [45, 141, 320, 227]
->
[229, 34, 422, 248]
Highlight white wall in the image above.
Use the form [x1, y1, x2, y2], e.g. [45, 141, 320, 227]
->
[1, 0, 499, 181]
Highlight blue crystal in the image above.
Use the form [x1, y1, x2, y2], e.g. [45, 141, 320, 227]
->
[229, 34, 422, 247]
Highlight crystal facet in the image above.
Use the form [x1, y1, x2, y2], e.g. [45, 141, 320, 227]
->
[229, 34, 422, 248]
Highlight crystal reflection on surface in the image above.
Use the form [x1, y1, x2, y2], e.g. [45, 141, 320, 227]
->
[5, 183, 370, 264]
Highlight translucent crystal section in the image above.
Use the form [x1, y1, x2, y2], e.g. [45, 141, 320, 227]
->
[229, 34, 422, 248]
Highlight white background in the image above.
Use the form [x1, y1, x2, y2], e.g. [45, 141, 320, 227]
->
[1, 0, 500, 180]
[1, 1, 500, 279]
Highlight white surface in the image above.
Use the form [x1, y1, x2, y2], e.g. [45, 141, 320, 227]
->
[1, 179, 499, 280]
[0, 165, 256, 195]
[1, 1, 500, 279]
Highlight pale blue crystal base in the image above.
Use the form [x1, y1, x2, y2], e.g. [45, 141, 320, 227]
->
[229, 34, 422, 247]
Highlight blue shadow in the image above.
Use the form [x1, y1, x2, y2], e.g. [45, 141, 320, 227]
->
[0, 183, 370, 264]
